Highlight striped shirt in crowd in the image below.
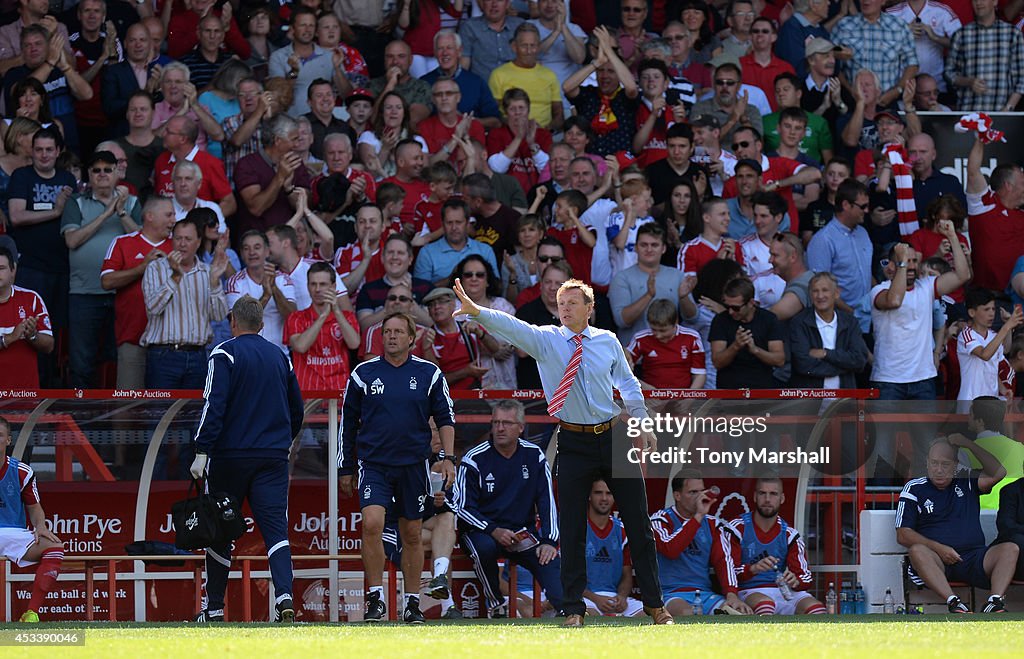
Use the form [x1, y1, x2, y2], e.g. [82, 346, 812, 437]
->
[140, 257, 228, 347]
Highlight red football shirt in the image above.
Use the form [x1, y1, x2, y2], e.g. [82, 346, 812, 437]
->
[485, 125, 553, 195]
[635, 100, 670, 168]
[152, 148, 232, 203]
[283, 306, 358, 391]
[431, 322, 484, 390]
[382, 176, 432, 227]
[0, 287, 52, 388]
[417, 115, 487, 169]
[627, 326, 706, 389]
[722, 155, 804, 228]
[677, 236, 745, 277]
[967, 187, 1024, 291]
[334, 241, 386, 287]
[101, 232, 173, 345]
[413, 198, 444, 236]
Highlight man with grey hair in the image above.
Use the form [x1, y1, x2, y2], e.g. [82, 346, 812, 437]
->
[488, 22, 563, 131]
[153, 115, 235, 218]
[224, 77, 270, 181]
[171, 160, 226, 231]
[152, 60, 225, 149]
[189, 293, 305, 624]
[234, 114, 312, 236]
[421, 29, 501, 128]
[451, 398, 562, 618]
[896, 435, 1018, 614]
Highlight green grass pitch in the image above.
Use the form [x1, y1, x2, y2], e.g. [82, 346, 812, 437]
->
[7, 616, 1024, 658]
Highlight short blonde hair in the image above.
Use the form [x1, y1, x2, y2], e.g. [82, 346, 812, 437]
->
[557, 278, 594, 306]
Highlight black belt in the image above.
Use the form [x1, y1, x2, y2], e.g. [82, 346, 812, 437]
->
[558, 417, 619, 434]
[150, 343, 206, 352]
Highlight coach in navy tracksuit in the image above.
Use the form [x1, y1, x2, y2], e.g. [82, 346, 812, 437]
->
[189, 295, 305, 623]
[452, 400, 563, 616]
[339, 311, 456, 623]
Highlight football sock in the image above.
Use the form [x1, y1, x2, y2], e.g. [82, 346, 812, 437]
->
[29, 548, 63, 611]
[805, 602, 827, 615]
[754, 601, 776, 616]
[433, 557, 450, 578]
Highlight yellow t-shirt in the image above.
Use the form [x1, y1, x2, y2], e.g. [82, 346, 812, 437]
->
[966, 432, 1024, 509]
[488, 62, 562, 129]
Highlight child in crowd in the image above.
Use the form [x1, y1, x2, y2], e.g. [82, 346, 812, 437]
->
[628, 299, 707, 390]
[412, 162, 458, 246]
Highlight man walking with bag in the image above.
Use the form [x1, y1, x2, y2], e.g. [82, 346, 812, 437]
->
[189, 295, 305, 622]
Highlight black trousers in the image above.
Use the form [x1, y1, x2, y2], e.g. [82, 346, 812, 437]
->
[556, 423, 664, 616]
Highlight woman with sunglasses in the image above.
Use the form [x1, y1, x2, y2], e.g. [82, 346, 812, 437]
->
[449, 255, 517, 390]
[190, 207, 240, 347]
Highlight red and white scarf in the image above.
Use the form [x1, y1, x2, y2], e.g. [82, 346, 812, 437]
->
[883, 143, 918, 236]
[955, 112, 1006, 144]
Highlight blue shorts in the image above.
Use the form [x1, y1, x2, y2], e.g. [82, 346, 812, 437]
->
[664, 589, 726, 613]
[946, 546, 991, 589]
[383, 493, 453, 563]
[357, 460, 431, 520]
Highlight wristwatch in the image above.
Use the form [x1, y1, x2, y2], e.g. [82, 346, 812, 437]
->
[433, 450, 455, 464]
[896, 261, 907, 268]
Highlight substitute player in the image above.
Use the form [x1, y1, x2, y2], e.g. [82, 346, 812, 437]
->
[0, 416, 63, 623]
[584, 479, 644, 617]
[651, 470, 753, 615]
[339, 311, 456, 623]
[728, 475, 826, 615]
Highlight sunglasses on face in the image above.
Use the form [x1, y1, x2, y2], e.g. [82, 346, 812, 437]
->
[462, 271, 487, 279]
[387, 294, 412, 302]
[715, 79, 738, 87]
[90, 167, 113, 174]
[538, 255, 563, 263]
[622, 6, 646, 13]
[732, 140, 751, 150]
[724, 301, 749, 312]
[750, 28, 772, 34]
[855, 202, 870, 211]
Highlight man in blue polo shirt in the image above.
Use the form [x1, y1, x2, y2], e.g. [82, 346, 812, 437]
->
[413, 199, 499, 287]
[896, 435, 1019, 613]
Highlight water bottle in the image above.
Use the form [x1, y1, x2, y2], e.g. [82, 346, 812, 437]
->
[855, 582, 865, 615]
[839, 581, 850, 614]
[825, 582, 837, 615]
[775, 569, 794, 601]
[693, 589, 703, 616]
[883, 588, 895, 614]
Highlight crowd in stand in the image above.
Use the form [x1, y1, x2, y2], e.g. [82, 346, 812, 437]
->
[1, 0, 1024, 407]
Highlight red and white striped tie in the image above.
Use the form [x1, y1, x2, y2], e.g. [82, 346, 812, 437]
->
[548, 334, 584, 417]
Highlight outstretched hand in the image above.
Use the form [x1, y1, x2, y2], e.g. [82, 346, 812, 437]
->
[452, 279, 481, 317]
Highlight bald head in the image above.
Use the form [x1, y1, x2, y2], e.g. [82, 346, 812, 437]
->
[907, 132, 936, 177]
